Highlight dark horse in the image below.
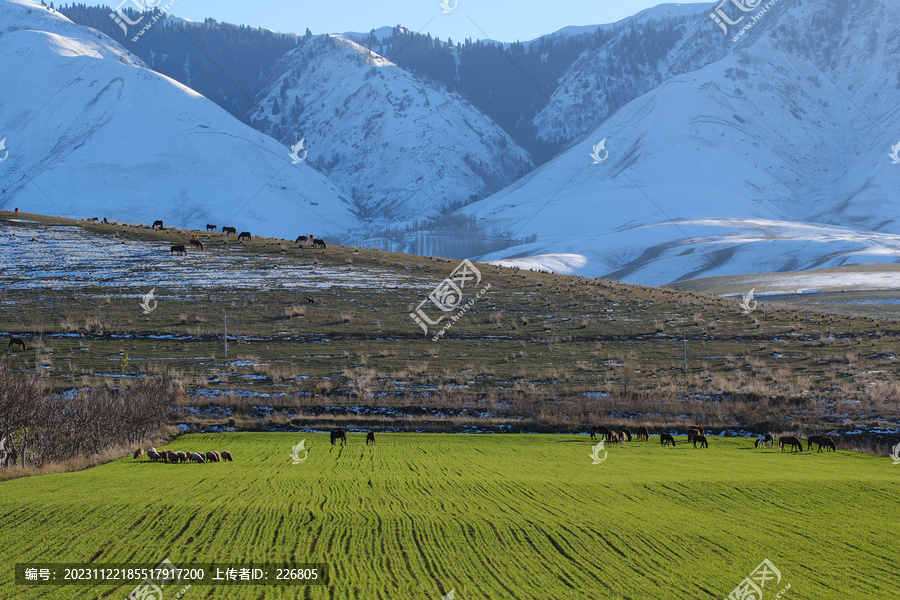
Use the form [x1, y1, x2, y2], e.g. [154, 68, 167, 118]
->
[818, 437, 836, 452]
[8, 337, 26, 351]
[366, 432, 376, 446]
[330, 429, 347, 446]
[590, 426, 610, 441]
[313, 238, 326, 248]
[779, 436, 803, 452]
[660, 433, 676, 447]
[206, 224, 217, 232]
[807, 435, 825, 450]
[222, 226, 237, 235]
[170, 245, 187, 255]
[636, 426, 650, 441]
[237, 231, 251, 241]
[189, 239, 204, 250]
[621, 428, 632, 442]
[152, 220, 164, 230]
[693, 435, 709, 449]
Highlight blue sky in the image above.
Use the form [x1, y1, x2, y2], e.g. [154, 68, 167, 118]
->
[115, 0, 709, 43]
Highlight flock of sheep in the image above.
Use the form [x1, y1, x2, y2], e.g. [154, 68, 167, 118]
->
[133, 447, 233, 463]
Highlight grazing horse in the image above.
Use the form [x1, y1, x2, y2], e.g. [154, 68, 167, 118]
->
[189, 239, 204, 250]
[223, 226, 237, 235]
[636, 426, 650, 441]
[818, 437, 836, 452]
[693, 435, 709, 449]
[176, 451, 188, 463]
[221, 450, 233, 461]
[147, 449, 160, 462]
[330, 429, 347, 446]
[807, 435, 825, 450]
[755, 434, 775, 449]
[237, 231, 251, 241]
[152, 220, 164, 229]
[8, 337, 26, 351]
[205, 451, 220, 463]
[296, 235, 309, 244]
[779, 436, 803, 452]
[590, 426, 610, 442]
[87, 217, 99, 222]
[621, 428, 632, 442]
[189, 452, 204, 463]
[366, 432, 376, 446]
[313, 238, 326, 249]
[660, 433, 676, 447]
[206, 224, 217, 232]
[133, 448, 144, 460]
[170, 245, 187, 255]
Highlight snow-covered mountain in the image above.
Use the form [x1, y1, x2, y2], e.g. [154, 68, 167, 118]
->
[464, 0, 900, 285]
[248, 34, 533, 221]
[0, 0, 358, 236]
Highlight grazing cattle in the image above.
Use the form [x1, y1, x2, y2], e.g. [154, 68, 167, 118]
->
[755, 434, 775, 449]
[660, 433, 676, 447]
[170, 245, 187, 255]
[636, 426, 650, 441]
[237, 231, 251, 241]
[313, 238, 326, 249]
[189, 239, 204, 250]
[807, 435, 826, 451]
[221, 450, 233, 462]
[779, 436, 804, 452]
[366, 431, 376, 446]
[223, 226, 237, 235]
[693, 435, 709, 449]
[206, 224, 217, 232]
[818, 437, 836, 452]
[8, 337, 26, 351]
[330, 429, 347, 446]
[296, 235, 308, 244]
[590, 426, 610, 442]
[87, 217, 99, 222]
[133, 448, 144, 460]
[147, 449, 160, 462]
[152, 220, 164, 229]
[621, 428, 632, 442]
[206, 451, 220, 463]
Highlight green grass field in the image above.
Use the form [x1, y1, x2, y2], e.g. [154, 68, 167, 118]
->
[1, 433, 895, 599]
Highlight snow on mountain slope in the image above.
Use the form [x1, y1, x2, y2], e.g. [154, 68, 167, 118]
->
[248, 34, 532, 221]
[0, 0, 358, 237]
[463, 0, 900, 285]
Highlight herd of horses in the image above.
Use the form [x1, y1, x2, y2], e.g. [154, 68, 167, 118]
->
[134, 447, 233, 463]
[590, 426, 838, 452]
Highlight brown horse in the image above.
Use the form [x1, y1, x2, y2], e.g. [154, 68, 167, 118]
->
[206, 224, 217, 232]
[152, 220, 164, 229]
[223, 226, 236, 235]
[693, 435, 709, 449]
[189, 239, 204, 250]
[779, 436, 803, 452]
[636, 426, 650, 441]
[296, 235, 309, 244]
[133, 448, 144, 460]
[313, 238, 326, 248]
[147, 449, 160, 462]
[660, 433, 676, 447]
[8, 337, 26, 351]
[170, 245, 187, 255]
[238, 231, 251, 241]
[221, 450, 233, 461]
[807, 435, 825, 450]
[818, 437, 836, 452]
[176, 451, 188, 463]
[621, 428, 632, 442]
[87, 217, 99, 222]
[331, 429, 347, 446]
[206, 451, 220, 463]
[366, 432, 376, 446]
[590, 426, 610, 441]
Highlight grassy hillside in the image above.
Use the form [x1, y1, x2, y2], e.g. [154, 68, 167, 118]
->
[1, 211, 900, 435]
[1, 433, 895, 599]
